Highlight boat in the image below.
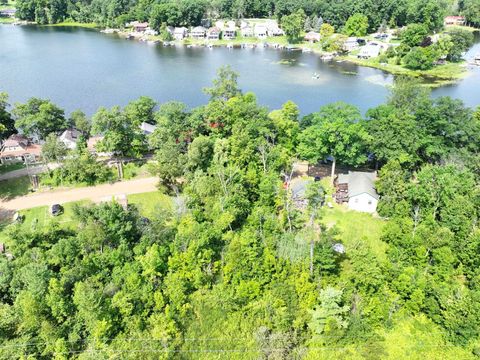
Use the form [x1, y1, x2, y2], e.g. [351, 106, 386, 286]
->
[312, 72, 320, 79]
[475, 53, 480, 65]
[227, 43, 233, 49]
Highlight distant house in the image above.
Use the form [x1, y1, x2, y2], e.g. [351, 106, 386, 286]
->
[139, 122, 157, 135]
[0, 134, 42, 164]
[215, 20, 225, 30]
[190, 26, 206, 39]
[0, 9, 16, 17]
[343, 37, 360, 52]
[304, 31, 321, 43]
[59, 129, 81, 150]
[335, 171, 378, 213]
[254, 25, 267, 39]
[358, 42, 381, 59]
[241, 26, 254, 37]
[444, 16, 466, 26]
[266, 20, 283, 36]
[133, 22, 149, 32]
[87, 135, 112, 157]
[174, 27, 188, 40]
[207, 27, 221, 41]
[223, 26, 236, 40]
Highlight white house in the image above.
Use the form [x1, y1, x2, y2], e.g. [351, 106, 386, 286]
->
[241, 26, 254, 37]
[223, 25, 236, 40]
[254, 25, 267, 39]
[358, 42, 381, 59]
[190, 26, 206, 39]
[59, 129, 82, 150]
[207, 27, 221, 40]
[343, 37, 359, 52]
[174, 27, 188, 40]
[336, 171, 378, 213]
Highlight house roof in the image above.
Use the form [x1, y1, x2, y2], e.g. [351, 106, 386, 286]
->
[445, 15, 465, 20]
[87, 135, 104, 151]
[338, 171, 378, 200]
[0, 144, 41, 158]
[191, 26, 206, 33]
[2, 134, 29, 148]
[59, 129, 81, 143]
[174, 27, 188, 33]
[140, 122, 157, 134]
[208, 27, 221, 34]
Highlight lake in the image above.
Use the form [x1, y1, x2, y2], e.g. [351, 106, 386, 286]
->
[0, 25, 479, 115]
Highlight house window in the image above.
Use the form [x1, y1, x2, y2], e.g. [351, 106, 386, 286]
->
[355, 198, 359, 203]
[368, 200, 372, 205]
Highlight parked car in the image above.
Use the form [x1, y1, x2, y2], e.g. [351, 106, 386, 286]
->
[50, 204, 63, 216]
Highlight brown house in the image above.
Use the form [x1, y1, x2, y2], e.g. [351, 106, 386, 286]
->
[0, 134, 42, 164]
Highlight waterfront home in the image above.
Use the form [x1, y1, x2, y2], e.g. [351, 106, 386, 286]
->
[226, 20, 236, 29]
[207, 27, 221, 40]
[0, 9, 16, 17]
[133, 22, 149, 33]
[335, 171, 378, 213]
[190, 26, 207, 39]
[304, 31, 321, 43]
[59, 129, 81, 150]
[215, 20, 225, 30]
[444, 15, 466, 26]
[343, 37, 360, 52]
[254, 25, 268, 39]
[240, 20, 249, 29]
[223, 25, 236, 40]
[241, 26, 254, 37]
[174, 27, 188, 40]
[358, 42, 381, 59]
[266, 20, 284, 36]
[0, 134, 42, 164]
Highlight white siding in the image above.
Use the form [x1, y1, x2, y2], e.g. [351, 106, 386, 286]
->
[348, 193, 378, 213]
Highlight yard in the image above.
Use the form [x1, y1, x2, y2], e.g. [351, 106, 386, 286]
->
[322, 203, 387, 261]
[0, 163, 25, 175]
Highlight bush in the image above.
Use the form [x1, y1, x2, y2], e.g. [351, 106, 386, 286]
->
[403, 47, 437, 70]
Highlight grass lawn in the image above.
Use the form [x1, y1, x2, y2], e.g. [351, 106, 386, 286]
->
[0, 176, 31, 200]
[127, 191, 173, 218]
[46, 21, 98, 29]
[0, 163, 25, 175]
[322, 204, 387, 261]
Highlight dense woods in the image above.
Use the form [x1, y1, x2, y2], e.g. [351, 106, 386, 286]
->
[1, 69, 480, 358]
[14, 0, 480, 29]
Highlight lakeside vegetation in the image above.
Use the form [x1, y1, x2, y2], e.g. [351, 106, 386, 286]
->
[1, 68, 480, 357]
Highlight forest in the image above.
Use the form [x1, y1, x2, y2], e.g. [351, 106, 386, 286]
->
[1, 70, 480, 358]
[13, 0, 480, 29]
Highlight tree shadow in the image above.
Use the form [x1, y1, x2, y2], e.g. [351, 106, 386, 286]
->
[0, 177, 31, 201]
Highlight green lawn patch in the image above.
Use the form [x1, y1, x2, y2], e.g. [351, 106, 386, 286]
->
[0, 163, 25, 175]
[127, 191, 173, 218]
[322, 204, 387, 261]
[0, 176, 31, 200]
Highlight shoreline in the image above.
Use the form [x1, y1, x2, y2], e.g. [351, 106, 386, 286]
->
[4, 21, 477, 86]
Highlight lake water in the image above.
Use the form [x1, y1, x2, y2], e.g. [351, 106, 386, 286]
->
[0, 25, 479, 115]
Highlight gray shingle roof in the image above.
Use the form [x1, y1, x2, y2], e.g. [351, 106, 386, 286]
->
[338, 171, 378, 200]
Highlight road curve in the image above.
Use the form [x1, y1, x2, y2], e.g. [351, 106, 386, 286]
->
[0, 177, 159, 211]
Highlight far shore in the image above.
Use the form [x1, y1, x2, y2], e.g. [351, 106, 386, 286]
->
[3, 20, 478, 86]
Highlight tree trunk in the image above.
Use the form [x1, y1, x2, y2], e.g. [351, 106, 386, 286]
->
[330, 157, 336, 185]
[310, 239, 314, 276]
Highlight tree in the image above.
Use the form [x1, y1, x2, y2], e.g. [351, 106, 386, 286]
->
[13, 98, 67, 140]
[343, 13, 369, 36]
[281, 9, 306, 43]
[203, 65, 242, 101]
[298, 102, 371, 182]
[124, 96, 157, 125]
[91, 106, 147, 157]
[160, 23, 174, 41]
[41, 133, 67, 163]
[401, 23, 429, 47]
[69, 109, 90, 136]
[446, 28, 474, 61]
[0, 92, 15, 141]
[150, 141, 186, 194]
[403, 47, 437, 70]
[319, 23, 334, 38]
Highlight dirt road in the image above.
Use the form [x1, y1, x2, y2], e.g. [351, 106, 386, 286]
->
[0, 177, 159, 211]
